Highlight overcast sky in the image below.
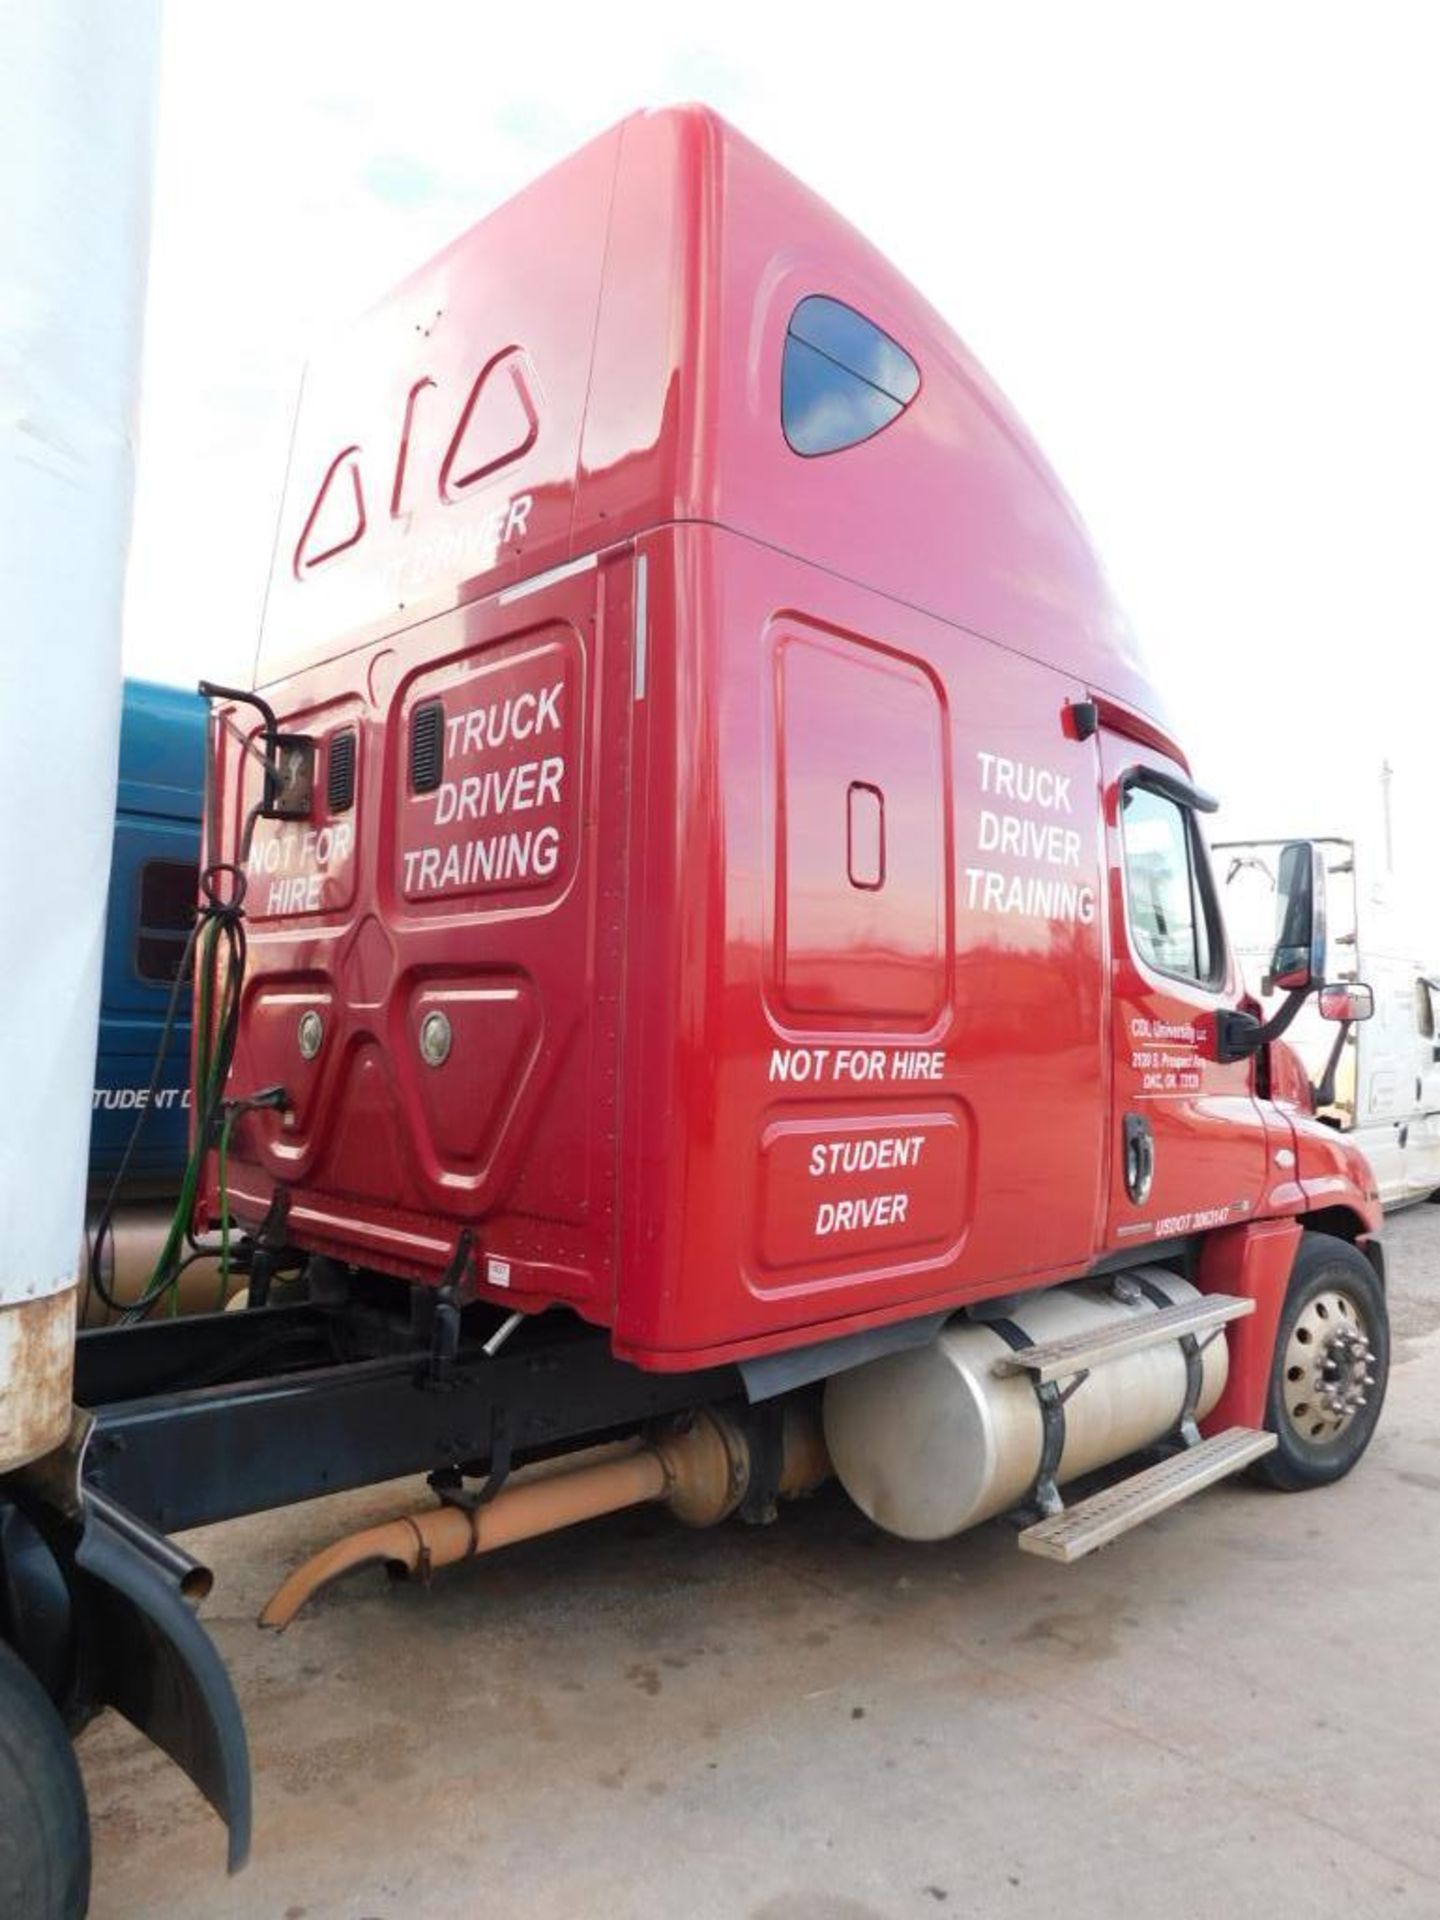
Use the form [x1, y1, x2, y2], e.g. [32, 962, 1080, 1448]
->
[123, 2, 1440, 946]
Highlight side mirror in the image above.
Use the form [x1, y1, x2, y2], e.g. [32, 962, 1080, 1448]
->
[1317, 983, 1375, 1023]
[1267, 841, 1327, 992]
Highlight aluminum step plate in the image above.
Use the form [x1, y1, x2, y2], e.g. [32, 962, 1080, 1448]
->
[991, 1294, 1255, 1385]
[1018, 1426, 1278, 1564]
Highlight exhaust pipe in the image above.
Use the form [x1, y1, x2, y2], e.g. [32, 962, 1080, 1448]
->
[261, 1405, 828, 1629]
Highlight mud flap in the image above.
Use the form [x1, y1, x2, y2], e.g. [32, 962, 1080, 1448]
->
[71, 1490, 251, 1872]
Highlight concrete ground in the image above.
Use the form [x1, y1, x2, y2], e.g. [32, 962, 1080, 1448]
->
[80, 1210, 1440, 1920]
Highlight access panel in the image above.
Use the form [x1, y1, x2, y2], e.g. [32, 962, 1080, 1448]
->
[773, 625, 946, 1026]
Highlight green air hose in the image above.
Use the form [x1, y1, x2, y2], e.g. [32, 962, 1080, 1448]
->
[86, 857, 251, 1322]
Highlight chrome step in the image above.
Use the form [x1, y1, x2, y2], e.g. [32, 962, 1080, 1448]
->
[1017, 1426, 1278, 1563]
[991, 1293, 1255, 1385]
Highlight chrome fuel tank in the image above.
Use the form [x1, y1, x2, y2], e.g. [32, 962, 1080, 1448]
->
[823, 1273, 1228, 1541]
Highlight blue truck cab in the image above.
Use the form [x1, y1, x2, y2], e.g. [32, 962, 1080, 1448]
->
[90, 679, 205, 1194]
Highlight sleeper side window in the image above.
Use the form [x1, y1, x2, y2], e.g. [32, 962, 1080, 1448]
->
[1121, 782, 1222, 988]
[782, 296, 920, 457]
[135, 858, 195, 984]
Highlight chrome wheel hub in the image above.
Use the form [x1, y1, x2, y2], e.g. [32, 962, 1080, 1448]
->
[1282, 1288, 1375, 1443]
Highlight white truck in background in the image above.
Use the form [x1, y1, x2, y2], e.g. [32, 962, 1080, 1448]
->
[1219, 836, 1440, 1209]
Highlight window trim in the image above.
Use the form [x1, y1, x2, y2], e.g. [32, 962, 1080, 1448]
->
[1118, 770, 1226, 993]
[132, 855, 196, 988]
[780, 294, 921, 459]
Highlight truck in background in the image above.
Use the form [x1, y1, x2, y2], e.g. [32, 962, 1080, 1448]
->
[83, 678, 210, 1323]
[89, 679, 204, 1190]
[1220, 835, 1440, 1208]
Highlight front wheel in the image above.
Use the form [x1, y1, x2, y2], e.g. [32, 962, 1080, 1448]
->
[1252, 1233, 1389, 1492]
[0, 1639, 90, 1918]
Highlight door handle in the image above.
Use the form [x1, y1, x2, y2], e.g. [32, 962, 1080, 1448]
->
[1123, 1111, 1155, 1205]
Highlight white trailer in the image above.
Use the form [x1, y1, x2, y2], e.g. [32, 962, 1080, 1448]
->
[1219, 836, 1440, 1209]
[0, 7, 162, 1914]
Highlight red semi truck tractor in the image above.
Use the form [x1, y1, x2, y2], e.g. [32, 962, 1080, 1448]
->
[212, 101, 1389, 1583]
[2, 107, 1388, 1891]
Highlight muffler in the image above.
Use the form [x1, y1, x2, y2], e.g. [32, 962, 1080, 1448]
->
[261, 1404, 830, 1628]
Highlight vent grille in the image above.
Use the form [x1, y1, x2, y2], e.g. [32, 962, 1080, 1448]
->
[410, 699, 444, 794]
[327, 729, 356, 813]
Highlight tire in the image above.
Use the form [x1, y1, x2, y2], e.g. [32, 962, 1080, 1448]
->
[0, 1640, 90, 1920]
[1251, 1232, 1389, 1492]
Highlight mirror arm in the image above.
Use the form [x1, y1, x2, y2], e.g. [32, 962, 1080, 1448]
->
[199, 681, 281, 808]
[1311, 1019, 1352, 1110]
[199, 679, 314, 824]
[1213, 986, 1311, 1064]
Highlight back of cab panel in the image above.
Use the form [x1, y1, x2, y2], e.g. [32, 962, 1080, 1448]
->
[223, 549, 638, 1316]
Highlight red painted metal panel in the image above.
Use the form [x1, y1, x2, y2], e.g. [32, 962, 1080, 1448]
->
[1293, 1112, 1384, 1215]
[698, 117, 1162, 728]
[607, 523, 1108, 1366]
[216, 549, 634, 1321]
[256, 125, 621, 683]
[755, 1111, 971, 1274]
[1198, 1217, 1302, 1433]
[772, 624, 945, 1025]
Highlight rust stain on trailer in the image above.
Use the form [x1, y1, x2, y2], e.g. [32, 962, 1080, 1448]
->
[0, 1286, 76, 1470]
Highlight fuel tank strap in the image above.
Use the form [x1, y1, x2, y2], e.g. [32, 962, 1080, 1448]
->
[1131, 1274, 1206, 1447]
[987, 1317, 1074, 1518]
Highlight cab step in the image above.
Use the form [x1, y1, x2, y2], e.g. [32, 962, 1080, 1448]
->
[991, 1293, 1254, 1385]
[1017, 1426, 1277, 1563]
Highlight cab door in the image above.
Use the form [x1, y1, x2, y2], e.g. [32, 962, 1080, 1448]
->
[1101, 734, 1271, 1248]
[1405, 976, 1440, 1200]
